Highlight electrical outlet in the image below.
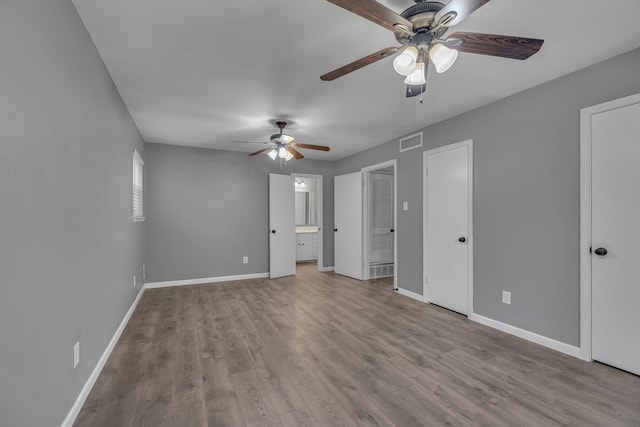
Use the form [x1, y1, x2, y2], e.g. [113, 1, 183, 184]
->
[243, 256, 248, 264]
[73, 342, 80, 368]
[502, 291, 511, 305]
[133, 275, 136, 288]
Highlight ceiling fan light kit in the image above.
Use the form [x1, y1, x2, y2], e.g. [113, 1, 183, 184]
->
[321, 0, 544, 99]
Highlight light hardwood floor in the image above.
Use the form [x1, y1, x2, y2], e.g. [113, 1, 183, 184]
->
[75, 263, 640, 426]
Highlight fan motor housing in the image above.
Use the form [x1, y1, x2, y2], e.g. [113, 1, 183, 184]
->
[395, 1, 446, 45]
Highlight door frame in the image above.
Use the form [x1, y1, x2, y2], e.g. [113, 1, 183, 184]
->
[362, 160, 398, 288]
[579, 92, 640, 362]
[422, 139, 474, 314]
[290, 173, 324, 272]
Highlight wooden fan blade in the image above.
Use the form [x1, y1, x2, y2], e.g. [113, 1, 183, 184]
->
[286, 146, 304, 160]
[447, 32, 544, 60]
[435, 0, 490, 27]
[249, 147, 273, 156]
[292, 143, 331, 152]
[321, 47, 398, 81]
[326, 0, 413, 33]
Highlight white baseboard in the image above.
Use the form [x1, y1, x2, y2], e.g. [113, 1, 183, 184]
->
[468, 313, 584, 360]
[319, 266, 334, 272]
[61, 287, 145, 427]
[396, 287, 425, 303]
[144, 272, 269, 289]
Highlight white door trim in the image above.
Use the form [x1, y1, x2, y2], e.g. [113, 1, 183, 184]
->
[362, 160, 398, 288]
[291, 173, 324, 271]
[579, 92, 640, 362]
[422, 139, 474, 315]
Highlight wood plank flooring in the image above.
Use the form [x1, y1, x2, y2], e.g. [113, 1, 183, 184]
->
[75, 263, 640, 426]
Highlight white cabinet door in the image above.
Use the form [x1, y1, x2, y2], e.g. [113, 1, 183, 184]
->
[591, 100, 640, 375]
[334, 172, 363, 280]
[269, 174, 296, 279]
[424, 142, 471, 315]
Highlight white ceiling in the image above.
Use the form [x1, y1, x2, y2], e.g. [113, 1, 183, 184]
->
[73, 0, 640, 161]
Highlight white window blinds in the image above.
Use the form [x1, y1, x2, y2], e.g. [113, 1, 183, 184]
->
[133, 149, 144, 221]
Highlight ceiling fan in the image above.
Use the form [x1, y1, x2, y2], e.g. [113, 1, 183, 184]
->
[233, 121, 330, 161]
[320, 0, 544, 98]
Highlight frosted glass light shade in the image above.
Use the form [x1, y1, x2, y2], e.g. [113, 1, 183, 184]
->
[392, 46, 419, 76]
[280, 134, 294, 144]
[430, 43, 458, 73]
[284, 151, 294, 161]
[267, 149, 278, 160]
[403, 62, 426, 85]
[278, 147, 288, 158]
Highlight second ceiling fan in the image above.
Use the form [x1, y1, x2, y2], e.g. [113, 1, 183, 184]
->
[234, 121, 330, 161]
[320, 0, 544, 98]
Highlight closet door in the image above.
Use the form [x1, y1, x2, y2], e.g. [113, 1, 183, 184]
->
[269, 174, 295, 279]
[334, 172, 363, 280]
[591, 100, 640, 375]
[423, 141, 472, 315]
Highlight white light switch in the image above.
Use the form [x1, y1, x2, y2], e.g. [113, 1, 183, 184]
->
[73, 342, 80, 368]
[502, 291, 511, 305]
[403, 202, 409, 211]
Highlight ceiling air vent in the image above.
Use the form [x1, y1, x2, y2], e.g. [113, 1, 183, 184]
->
[399, 132, 423, 152]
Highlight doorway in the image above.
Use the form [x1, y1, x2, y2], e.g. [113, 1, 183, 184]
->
[362, 161, 397, 289]
[292, 174, 323, 272]
[580, 93, 640, 374]
[423, 140, 473, 315]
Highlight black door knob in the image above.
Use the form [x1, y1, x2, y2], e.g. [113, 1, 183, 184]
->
[390, 229, 395, 233]
[271, 229, 276, 234]
[458, 237, 466, 243]
[594, 247, 607, 256]
[333, 228, 338, 232]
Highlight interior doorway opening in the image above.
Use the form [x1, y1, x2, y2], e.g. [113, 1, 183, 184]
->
[292, 174, 323, 272]
[362, 161, 397, 289]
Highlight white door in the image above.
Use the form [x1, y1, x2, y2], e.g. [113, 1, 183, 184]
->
[369, 172, 394, 264]
[334, 172, 363, 280]
[591, 100, 640, 375]
[423, 142, 472, 315]
[269, 174, 296, 279]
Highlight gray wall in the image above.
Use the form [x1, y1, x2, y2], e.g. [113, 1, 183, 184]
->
[0, 1, 146, 425]
[145, 144, 335, 283]
[336, 47, 640, 347]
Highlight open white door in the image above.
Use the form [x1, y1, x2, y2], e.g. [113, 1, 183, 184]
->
[423, 141, 472, 315]
[334, 172, 363, 280]
[590, 99, 640, 375]
[269, 174, 295, 279]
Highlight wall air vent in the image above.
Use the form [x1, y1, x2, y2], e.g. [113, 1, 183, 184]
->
[399, 132, 423, 153]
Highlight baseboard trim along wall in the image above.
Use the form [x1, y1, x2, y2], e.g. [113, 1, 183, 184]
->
[61, 287, 145, 427]
[468, 313, 584, 360]
[396, 288, 425, 303]
[144, 272, 269, 289]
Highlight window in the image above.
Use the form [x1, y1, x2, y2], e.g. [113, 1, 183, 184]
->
[133, 149, 144, 222]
